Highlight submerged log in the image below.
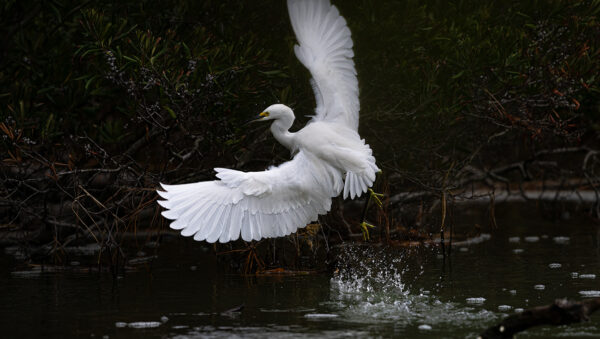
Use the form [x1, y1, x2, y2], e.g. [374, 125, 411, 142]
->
[480, 298, 600, 339]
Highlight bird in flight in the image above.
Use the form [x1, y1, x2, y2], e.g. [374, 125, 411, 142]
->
[158, 0, 380, 243]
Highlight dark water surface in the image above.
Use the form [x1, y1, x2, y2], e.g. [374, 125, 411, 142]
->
[2, 204, 599, 338]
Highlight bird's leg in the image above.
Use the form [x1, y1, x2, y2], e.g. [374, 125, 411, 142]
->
[368, 188, 384, 208]
[360, 220, 376, 240]
[369, 170, 385, 208]
[360, 171, 385, 240]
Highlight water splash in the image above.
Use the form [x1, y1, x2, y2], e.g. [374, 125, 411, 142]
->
[328, 244, 496, 329]
[331, 245, 409, 298]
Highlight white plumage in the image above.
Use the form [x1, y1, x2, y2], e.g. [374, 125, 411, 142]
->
[157, 0, 378, 243]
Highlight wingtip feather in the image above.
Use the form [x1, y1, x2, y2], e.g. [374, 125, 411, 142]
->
[156, 189, 169, 199]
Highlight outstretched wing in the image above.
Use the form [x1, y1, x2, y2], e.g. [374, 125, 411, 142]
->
[288, 0, 359, 130]
[157, 151, 344, 243]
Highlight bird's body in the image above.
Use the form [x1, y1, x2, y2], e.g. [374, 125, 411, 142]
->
[158, 0, 379, 243]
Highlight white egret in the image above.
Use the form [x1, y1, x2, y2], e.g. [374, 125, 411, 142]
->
[157, 0, 380, 243]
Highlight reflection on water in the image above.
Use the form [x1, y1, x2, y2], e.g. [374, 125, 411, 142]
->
[1, 203, 600, 338]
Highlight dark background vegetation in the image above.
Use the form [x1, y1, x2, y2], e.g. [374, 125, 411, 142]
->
[1, 0, 599, 272]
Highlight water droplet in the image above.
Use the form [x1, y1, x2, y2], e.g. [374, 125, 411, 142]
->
[548, 263, 562, 269]
[524, 236, 540, 243]
[512, 249, 524, 254]
[418, 324, 432, 330]
[115, 322, 127, 328]
[534, 284, 545, 290]
[498, 305, 512, 311]
[571, 272, 579, 278]
[508, 237, 520, 243]
[509, 290, 517, 295]
[514, 308, 524, 313]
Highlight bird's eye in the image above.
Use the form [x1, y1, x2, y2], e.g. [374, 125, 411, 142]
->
[260, 112, 270, 117]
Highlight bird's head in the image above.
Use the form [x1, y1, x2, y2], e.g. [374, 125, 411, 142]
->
[252, 104, 293, 122]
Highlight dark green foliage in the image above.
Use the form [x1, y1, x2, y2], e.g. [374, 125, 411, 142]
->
[1, 1, 291, 158]
[0, 0, 293, 268]
[333, 0, 600, 191]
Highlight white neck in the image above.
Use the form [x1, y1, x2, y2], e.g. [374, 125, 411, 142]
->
[270, 111, 296, 152]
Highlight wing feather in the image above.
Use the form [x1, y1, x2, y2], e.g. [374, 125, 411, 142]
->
[158, 151, 342, 243]
[209, 205, 231, 243]
[241, 212, 253, 242]
[288, 0, 360, 130]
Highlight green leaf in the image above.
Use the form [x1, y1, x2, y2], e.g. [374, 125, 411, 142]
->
[85, 76, 98, 90]
[164, 106, 177, 119]
[451, 70, 464, 79]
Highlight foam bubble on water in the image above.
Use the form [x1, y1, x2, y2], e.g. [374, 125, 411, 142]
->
[534, 284, 545, 290]
[508, 237, 520, 243]
[466, 297, 486, 304]
[579, 291, 600, 297]
[128, 322, 161, 329]
[453, 233, 492, 246]
[498, 305, 512, 311]
[304, 314, 339, 319]
[512, 249, 524, 254]
[10, 270, 42, 278]
[524, 236, 540, 243]
[548, 263, 562, 269]
[579, 274, 596, 279]
[418, 324, 432, 330]
[553, 236, 570, 244]
[514, 308, 524, 313]
[115, 322, 127, 328]
[260, 308, 316, 313]
[160, 316, 169, 323]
